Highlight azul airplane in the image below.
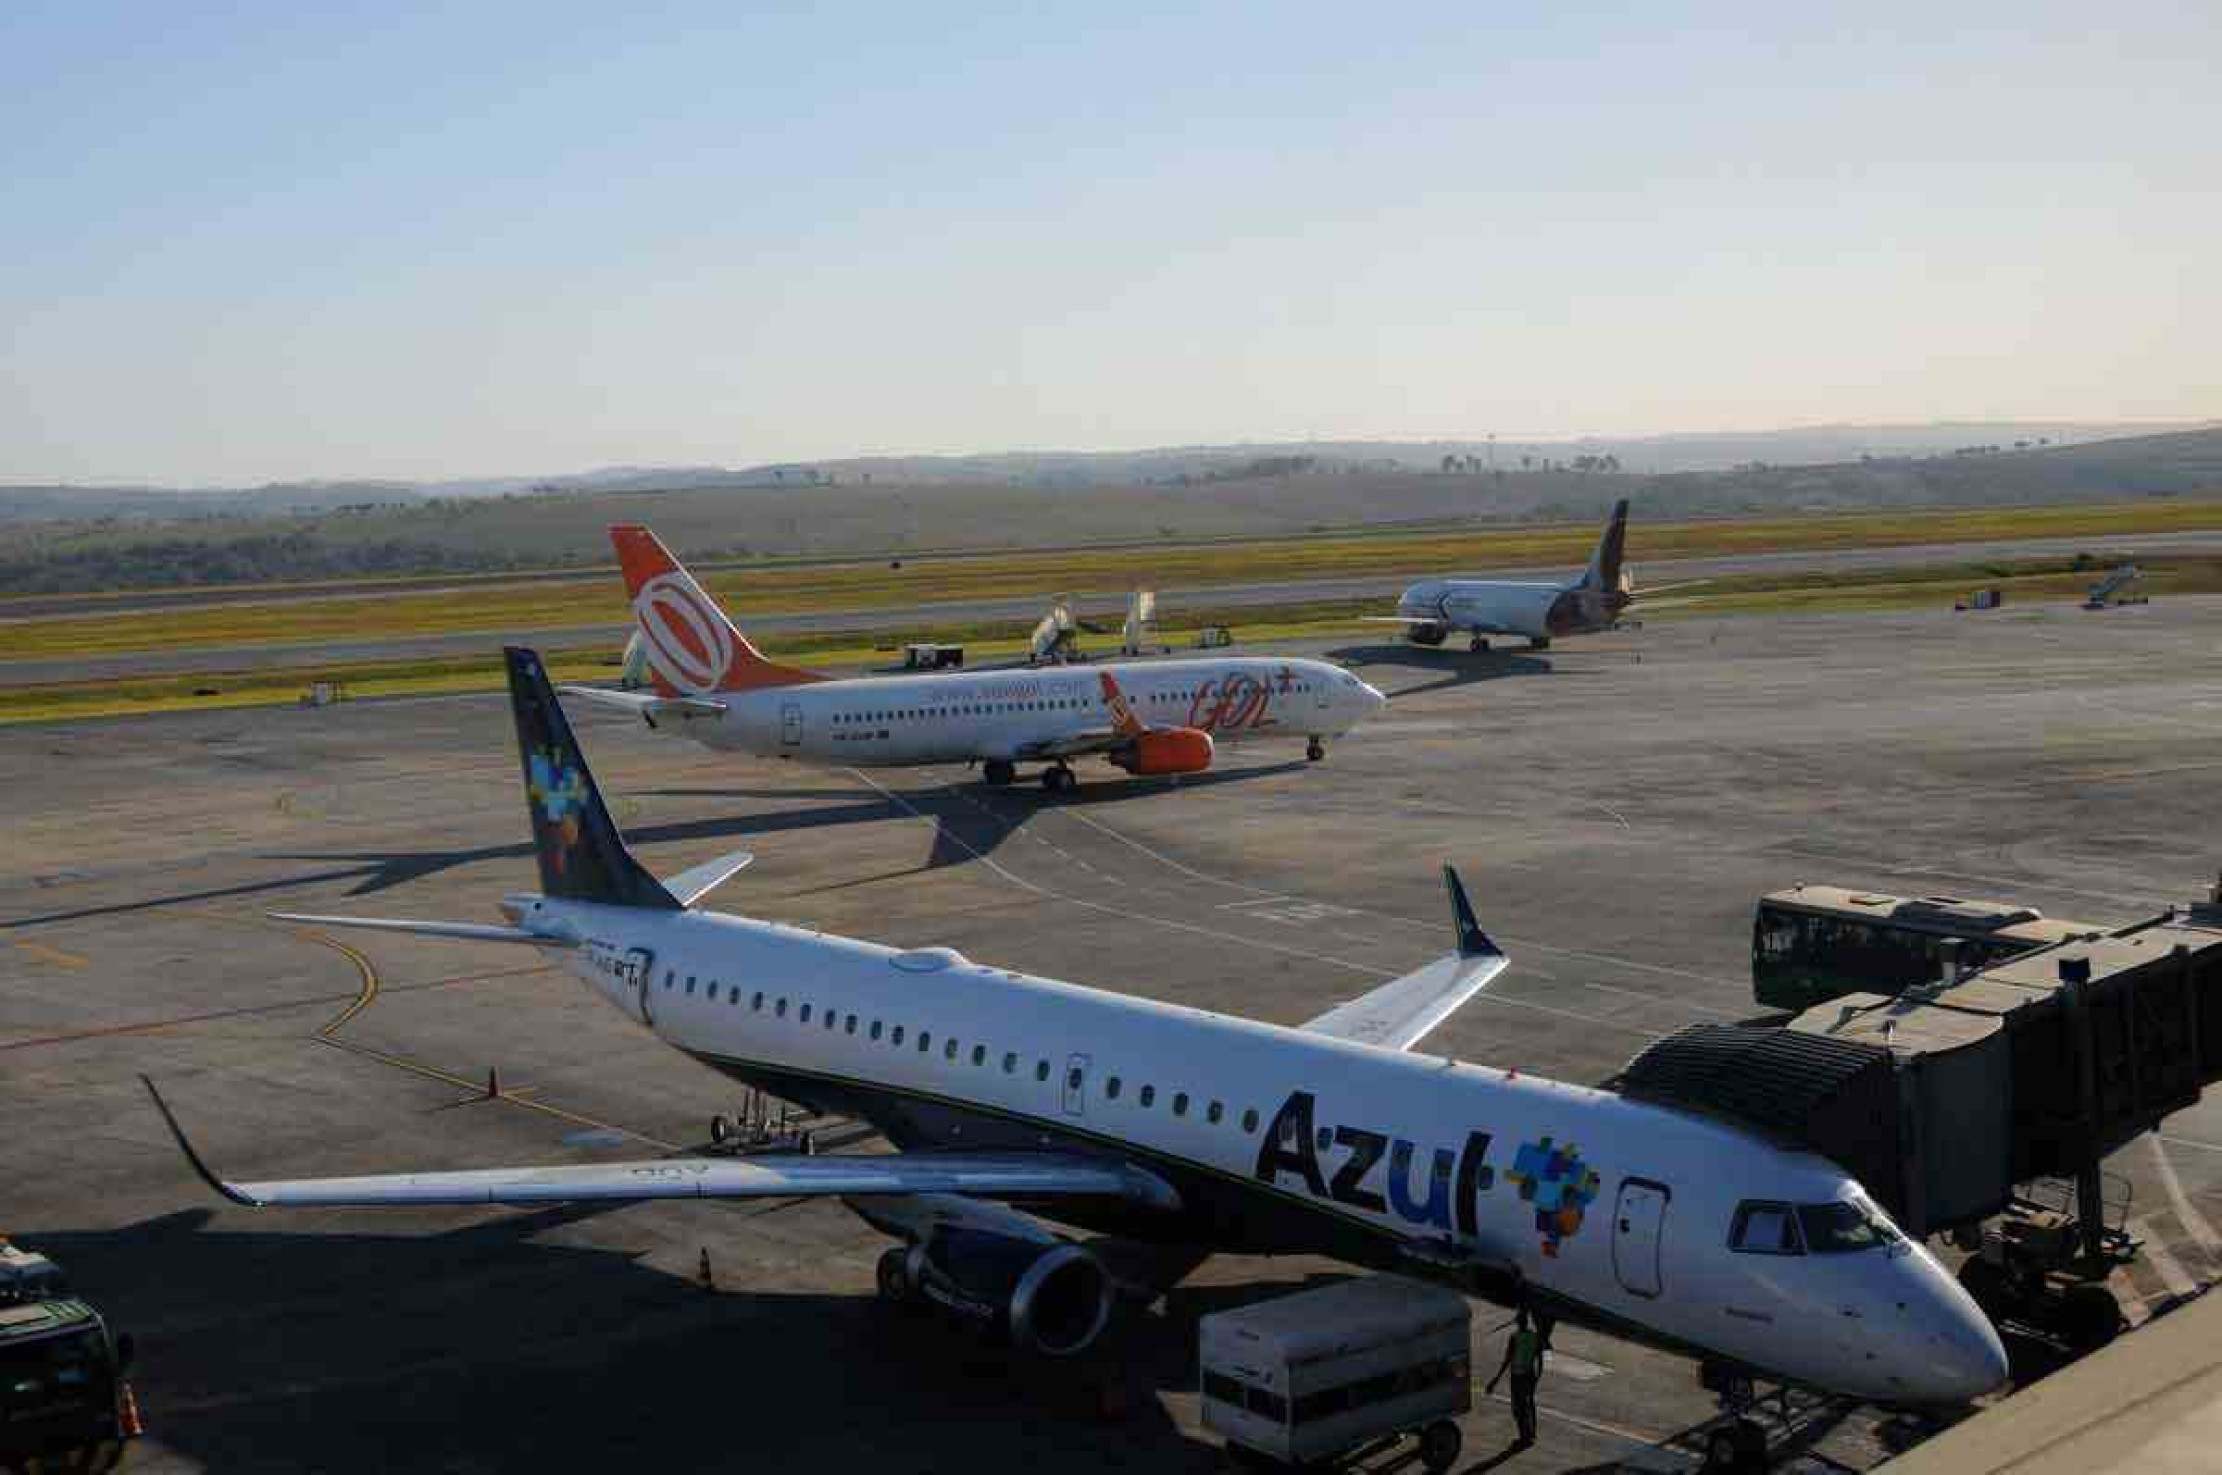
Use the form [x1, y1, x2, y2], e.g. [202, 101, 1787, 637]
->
[1377, 500, 1690, 651]
[147, 649, 2007, 1408]
[561, 525, 1384, 792]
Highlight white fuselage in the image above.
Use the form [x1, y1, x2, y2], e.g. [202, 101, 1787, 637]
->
[678, 657, 1381, 766]
[524, 894, 2006, 1405]
[1398, 576, 1622, 643]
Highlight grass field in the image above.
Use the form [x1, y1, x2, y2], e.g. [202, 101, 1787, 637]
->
[0, 504, 2213, 724]
[3, 497, 2218, 666]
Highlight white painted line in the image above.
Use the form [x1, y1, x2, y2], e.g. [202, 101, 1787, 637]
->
[2160, 1134, 2222, 1155]
[2130, 1222, 2200, 1300]
[2149, 1134, 2222, 1255]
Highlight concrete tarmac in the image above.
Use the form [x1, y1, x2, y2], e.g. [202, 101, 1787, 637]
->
[3, 595, 2220, 1471]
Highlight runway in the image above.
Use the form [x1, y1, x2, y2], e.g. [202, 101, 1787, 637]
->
[5, 594, 2221, 1470]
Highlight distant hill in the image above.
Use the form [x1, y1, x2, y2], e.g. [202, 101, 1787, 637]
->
[4, 421, 2202, 521]
[2, 426, 2217, 596]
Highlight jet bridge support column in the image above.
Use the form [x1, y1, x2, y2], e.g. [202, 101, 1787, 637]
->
[2060, 958, 2106, 1263]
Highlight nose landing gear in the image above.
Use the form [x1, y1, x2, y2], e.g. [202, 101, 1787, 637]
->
[1305, 738, 1325, 762]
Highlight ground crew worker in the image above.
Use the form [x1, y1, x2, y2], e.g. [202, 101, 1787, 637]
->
[1487, 1306, 1546, 1446]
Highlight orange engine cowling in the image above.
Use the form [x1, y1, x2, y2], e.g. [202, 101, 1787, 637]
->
[1110, 727, 1214, 776]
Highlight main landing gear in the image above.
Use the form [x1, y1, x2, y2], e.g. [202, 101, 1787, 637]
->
[1305, 738, 1325, 762]
[983, 759, 1016, 787]
[1469, 635, 1491, 652]
[876, 1246, 915, 1304]
[1042, 763, 1078, 794]
[1529, 636, 1552, 650]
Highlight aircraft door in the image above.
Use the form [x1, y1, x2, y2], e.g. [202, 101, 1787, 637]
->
[1612, 1178, 1668, 1298]
[780, 702, 803, 747]
[622, 947, 655, 1026]
[1062, 1054, 1089, 1117]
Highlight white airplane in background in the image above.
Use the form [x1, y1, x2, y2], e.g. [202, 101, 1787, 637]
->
[563, 525, 1384, 792]
[146, 647, 2007, 1412]
[1377, 500, 1690, 651]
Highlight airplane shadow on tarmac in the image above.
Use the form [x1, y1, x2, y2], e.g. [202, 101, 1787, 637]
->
[27, 1210, 1362, 1474]
[1325, 643, 1570, 701]
[0, 763, 1305, 931]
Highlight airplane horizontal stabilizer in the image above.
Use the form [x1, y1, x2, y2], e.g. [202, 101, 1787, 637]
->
[661, 848, 755, 908]
[267, 912, 576, 947]
[557, 684, 727, 723]
[143, 1077, 1177, 1210]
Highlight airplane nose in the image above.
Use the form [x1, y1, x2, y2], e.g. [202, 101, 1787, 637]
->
[1948, 1311, 2012, 1400]
[1361, 680, 1387, 710]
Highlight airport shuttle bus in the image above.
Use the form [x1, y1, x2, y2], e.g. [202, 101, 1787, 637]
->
[1752, 884, 2096, 1011]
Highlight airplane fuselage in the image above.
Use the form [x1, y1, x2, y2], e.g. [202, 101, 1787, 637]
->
[1395, 577, 1629, 643]
[527, 894, 2005, 1405]
[670, 656, 1378, 766]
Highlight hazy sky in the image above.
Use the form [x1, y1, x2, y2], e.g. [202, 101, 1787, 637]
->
[2, 3, 2215, 483]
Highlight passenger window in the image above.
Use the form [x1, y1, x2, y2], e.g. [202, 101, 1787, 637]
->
[1003, 1051, 1017, 1073]
[1173, 1092, 1189, 1116]
[825, 1008, 837, 1030]
[1038, 1060, 1052, 1082]
[973, 1045, 987, 1066]
[871, 1021, 883, 1040]
[775, 998, 787, 1017]
[663, 970, 673, 989]
[1139, 1085, 1156, 1108]
[944, 1038, 958, 1061]
[799, 1004, 812, 1023]
[892, 1026, 904, 1045]
[1242, 1108, 1259, 1133]
[1207, 1101, 1223, 1124]
[752, 991, 764, 1010]
[685, 975, 696, 994]
[845, 1014, 858, 1034]
[1106, 1076, 1122, 1100]
[1730, 1201, 1804, 1255]
[1066, 1066, 1083, 1090]
[918, 1031, 931, 1052]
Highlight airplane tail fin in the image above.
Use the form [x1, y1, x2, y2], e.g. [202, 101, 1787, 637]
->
[505, 646, 679, 910]
[1579, 499, 1631, 591]
[608, 524, 822, 696]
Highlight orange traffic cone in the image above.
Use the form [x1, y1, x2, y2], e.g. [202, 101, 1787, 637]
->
[118, 1381, 145, 1438]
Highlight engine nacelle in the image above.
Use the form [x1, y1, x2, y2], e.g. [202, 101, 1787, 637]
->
[1405, 622, 1448, 646]
[903, 1231, 1113, 1358]
[1109, 727, 1214, 776]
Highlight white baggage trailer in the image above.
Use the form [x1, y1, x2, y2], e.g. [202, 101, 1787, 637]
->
[1199, 1275, 1471, 1472]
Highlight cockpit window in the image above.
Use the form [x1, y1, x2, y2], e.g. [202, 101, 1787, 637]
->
[1729, 1201, 1804, 1255]
[1797, 1197, 1901, 1253]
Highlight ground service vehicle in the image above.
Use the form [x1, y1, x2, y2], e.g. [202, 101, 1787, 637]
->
[1200, 1276, 1471, 1472]
[0, 1298, 136, 1469]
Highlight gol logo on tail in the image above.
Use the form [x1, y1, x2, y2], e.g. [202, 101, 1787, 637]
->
[633, 573, 734, 694]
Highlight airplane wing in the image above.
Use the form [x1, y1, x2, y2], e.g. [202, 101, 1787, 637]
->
[143, 1077, 1178, 1211]
[1360, 615, 1440, 624]
[267, 913, 578, 947]
[1014, 728, 1126, 761]
[557, 684, 727, 725]
[1299, 866, 1507, 1051]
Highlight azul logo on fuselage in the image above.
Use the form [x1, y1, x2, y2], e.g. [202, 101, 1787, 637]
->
[1252, 1091, 1496, 1235]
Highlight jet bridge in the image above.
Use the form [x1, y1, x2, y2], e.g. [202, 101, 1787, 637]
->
[1616, 887, 2222, 1242]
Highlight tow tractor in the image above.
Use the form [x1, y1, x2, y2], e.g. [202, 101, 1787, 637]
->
[0, 1239, 141, 1470]
[708, 1088, 819, 1155]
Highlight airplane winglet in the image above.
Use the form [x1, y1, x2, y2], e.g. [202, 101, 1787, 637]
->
[140, 1075, 264, 1208]
[1441, 864, 1502, 959]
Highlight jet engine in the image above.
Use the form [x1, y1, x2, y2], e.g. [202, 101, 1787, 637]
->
[894, 1229, 1114, 1357]
[1405, 622, 1448, 646]
[1109, 727, 1214, 776]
